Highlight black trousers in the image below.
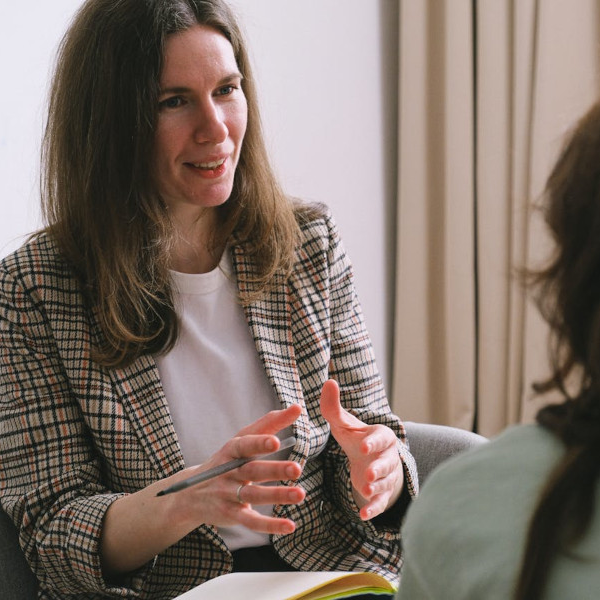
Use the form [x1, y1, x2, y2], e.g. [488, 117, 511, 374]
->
[231, 545, 394, 599]
[232, 544, 295, 573]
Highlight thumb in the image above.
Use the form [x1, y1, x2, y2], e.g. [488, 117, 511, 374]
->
[320, 379, 366, 432]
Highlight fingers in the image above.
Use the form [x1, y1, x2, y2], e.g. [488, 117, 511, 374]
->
[356, 442, 403, 490]
[355, 474, 403, 520]
[319, 379, 367, 433]
[356, 455, 405, 521]
[176, 404, 304, 535]
[204, 482, 303, 536]
[318, 379, 405, 520]
[236, 508, 298, 535]
[173, 467, 305, 535]
[361, 450, 400, 485]
[358, 458, 401, 494]
[236, 481, 305, 507]
[358, 494, 391, 521]
[228, 434, 282, 460]
[239, 459, 302, 483]
[237, 404, 302, 438]
[320, 378, 396, 476]
[360, 426, 397, 455]
[229, 478, 305, 535]
[225, 404, 302, 462]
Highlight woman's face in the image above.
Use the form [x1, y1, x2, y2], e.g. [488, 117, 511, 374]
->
[153, 25, 248, 221]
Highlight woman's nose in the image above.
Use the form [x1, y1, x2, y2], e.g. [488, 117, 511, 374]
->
[193, 101, 228, 144]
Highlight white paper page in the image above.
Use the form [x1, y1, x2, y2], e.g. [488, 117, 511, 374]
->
[174, 571, 392, 600]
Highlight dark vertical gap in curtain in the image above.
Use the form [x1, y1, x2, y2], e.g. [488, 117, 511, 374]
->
[380, 0, 400, 394]
[516, 0, 540, 422]
[596, 1, 600, 75]
[471, 0, 480, 434]
[507, 0, 516, 423]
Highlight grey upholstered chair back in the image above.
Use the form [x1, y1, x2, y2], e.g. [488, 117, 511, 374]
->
[404, 421, 487, 486]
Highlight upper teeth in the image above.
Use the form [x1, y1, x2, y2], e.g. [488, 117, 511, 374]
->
[193, 158, 226, 169]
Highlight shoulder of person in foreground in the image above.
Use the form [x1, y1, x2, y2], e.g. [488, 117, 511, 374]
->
[397, 423, 575, 599]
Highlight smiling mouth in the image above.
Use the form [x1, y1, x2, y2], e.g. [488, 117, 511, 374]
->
[190, 157, 226, 170]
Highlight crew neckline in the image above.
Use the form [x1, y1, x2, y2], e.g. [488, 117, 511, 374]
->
[169, 250, 233, 295]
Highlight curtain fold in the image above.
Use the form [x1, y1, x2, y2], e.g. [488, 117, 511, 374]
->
[392, 0, 600, 436]
[476, 0, 539, 435]
[394, 0, 476, 431]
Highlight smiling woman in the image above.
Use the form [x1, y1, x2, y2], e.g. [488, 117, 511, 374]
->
[1, 0, 396, 392]
[0, 1, 417, 599]
[153, 25, 248, 273]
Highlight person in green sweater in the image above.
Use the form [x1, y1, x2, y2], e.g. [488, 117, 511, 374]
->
[397, 99, 600, 600]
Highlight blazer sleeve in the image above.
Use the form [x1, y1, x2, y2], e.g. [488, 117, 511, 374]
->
[0, 262, 151, 596]
[319, 208, 419, 533]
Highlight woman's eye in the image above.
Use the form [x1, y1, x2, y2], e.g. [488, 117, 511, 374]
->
[215, 85, 236, 96]
[159, 96, 184, 110]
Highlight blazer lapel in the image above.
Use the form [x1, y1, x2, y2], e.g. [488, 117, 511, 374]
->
[96, 245, 314, 480]
[231, 246, 311, 458]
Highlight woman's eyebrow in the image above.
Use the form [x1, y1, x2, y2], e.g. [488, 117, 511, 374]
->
[219, 71, 244, 83]
[159, 72, 244, 96]
[158, 86, 191, 96]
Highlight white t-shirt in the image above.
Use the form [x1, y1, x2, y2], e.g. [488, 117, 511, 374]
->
[156, 250, 280, 550]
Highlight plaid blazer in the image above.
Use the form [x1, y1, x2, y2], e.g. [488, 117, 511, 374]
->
[0, 205, 418, 599]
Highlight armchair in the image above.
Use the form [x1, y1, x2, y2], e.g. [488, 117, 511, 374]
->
[404, 421, 487, 486]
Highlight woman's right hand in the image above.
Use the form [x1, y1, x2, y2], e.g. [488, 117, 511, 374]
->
[100, 404, 304, 577]
[160, 403, 305, 534]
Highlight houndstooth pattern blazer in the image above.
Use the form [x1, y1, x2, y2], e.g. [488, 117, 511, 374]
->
[0, 205, 418, 599]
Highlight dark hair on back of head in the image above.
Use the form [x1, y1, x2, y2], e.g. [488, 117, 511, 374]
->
[515, 100, 600, 599]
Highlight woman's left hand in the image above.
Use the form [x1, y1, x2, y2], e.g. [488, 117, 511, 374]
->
[320, 379, 404, 521]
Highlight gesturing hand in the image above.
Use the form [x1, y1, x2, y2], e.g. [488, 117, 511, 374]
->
[101, 405, 305, 578]
[160, 404, 305, 537]
[320, 379, 404, 520]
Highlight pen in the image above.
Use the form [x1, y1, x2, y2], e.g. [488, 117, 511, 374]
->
[156, 435, 297, 497]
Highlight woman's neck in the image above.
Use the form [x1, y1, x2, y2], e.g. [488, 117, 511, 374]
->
[169, 209, 225, 274]
[170, 245, 224, 274]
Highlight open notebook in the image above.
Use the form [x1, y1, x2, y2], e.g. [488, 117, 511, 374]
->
[174, 571, 397, 600]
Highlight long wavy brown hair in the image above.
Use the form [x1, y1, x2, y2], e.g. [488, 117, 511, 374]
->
[514, 100, 600, 599]
[40, 0, 299, 368]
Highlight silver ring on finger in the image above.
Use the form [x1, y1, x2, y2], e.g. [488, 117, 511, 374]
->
[236, 482, 252, 504]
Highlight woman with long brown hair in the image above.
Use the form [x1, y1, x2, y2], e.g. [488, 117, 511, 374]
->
[397, 101, 600, 599]
[0, 0, 417, 598]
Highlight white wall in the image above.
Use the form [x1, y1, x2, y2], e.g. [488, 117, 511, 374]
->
[0, 1, 397, 388]
[0, 2, 80, 253]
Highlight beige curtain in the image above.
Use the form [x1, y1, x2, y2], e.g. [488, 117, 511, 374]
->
[392, 0, 600, 437]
